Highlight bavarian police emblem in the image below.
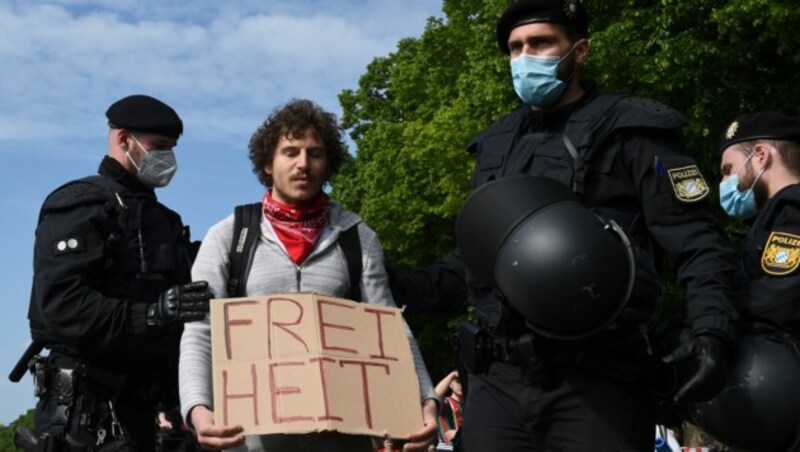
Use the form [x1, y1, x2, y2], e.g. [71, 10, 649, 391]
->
[761, 231, 800, 276]
[564, 0, 578, 17]
[725, 121, 739, 140]
[667, 165, 709, 203]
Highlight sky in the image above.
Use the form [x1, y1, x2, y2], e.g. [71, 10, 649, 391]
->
[0, 0, 444, 424]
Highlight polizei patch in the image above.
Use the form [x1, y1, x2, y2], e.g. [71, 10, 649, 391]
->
[667, 165, 709, 202]
[761, 232, 800, 276]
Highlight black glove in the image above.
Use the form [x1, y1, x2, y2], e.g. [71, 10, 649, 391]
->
[147, 281, 212, 327]
[662, 334, 729, 403]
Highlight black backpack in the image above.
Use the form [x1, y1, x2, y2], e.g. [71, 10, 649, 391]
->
[226, 203, 363, 301]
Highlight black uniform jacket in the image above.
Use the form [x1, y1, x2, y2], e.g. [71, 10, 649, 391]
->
[28, 156, 193, 381]
[467, 83, 737, 342]
[735, 184, 800, 333]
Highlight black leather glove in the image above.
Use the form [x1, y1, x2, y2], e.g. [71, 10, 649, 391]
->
[662, 334, 729, 403]
[146, 281, 212, 327]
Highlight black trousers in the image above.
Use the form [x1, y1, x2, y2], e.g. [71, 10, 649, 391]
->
[458, 361, 655, 452]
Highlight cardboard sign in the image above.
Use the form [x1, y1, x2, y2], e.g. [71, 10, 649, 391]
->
[210, 293, 423, 438]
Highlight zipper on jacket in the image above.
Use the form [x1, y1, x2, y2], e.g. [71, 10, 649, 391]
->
[292, 229, 348, 293]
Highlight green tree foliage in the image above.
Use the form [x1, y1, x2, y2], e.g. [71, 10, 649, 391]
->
[335, 0, 517, 268]
[587, 0, 800, 179]
[0, 409, 34, 451]
[333, 0, 800, 375]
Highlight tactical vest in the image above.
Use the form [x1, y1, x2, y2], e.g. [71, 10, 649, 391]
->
[467, 94, 686, 342]
[30, 175, 194, 365]
[735, 185, 800, 330]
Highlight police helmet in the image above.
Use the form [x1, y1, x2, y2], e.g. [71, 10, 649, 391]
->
[687, 333, 800, 451]
[456, 176, 635, 340]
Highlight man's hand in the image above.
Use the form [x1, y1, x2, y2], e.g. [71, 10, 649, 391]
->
[157, 411, 173, 430]
[189, 405, 245, 451]
[403, 398, 438, 451]
[663, 334, 729, 403]
[147, 281, 212, 327]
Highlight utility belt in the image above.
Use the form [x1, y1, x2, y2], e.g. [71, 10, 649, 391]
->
[32, 352, 127, 397]
[20, 352, 134, 451]
[454, 321, 652, 388]
[454, 321, 551, 389]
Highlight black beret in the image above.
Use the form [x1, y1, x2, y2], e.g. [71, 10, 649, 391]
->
[497, 0, 589, 54]
[106, 94, 183, 139]
[719, 110, 800, 154]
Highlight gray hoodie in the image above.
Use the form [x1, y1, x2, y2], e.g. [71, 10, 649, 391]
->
[179, 202, 436, 423]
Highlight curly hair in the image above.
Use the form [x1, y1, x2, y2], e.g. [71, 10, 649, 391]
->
[249, 99, 345, 188]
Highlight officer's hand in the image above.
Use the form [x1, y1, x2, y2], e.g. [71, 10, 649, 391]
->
[147, 281, 212, 327]
[662, 334, 728, 403]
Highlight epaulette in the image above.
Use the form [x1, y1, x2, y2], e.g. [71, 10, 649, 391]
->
[610, 96, 687, 131]
[43, 181, 110, 211]
[39, 176, 126, 222]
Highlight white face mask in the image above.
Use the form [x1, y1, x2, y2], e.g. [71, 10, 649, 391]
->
[126, 135, 178, 188]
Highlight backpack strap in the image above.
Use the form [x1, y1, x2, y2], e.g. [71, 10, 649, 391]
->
[226, 203, 364, 301]
[227, 203, 262, 298]
[338, 226, 363, 302]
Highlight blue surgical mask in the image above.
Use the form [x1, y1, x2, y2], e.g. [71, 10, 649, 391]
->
[510, 43, 578, 108]
[719, 153, 764, 220]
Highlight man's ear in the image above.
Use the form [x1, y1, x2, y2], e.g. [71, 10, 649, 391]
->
[753, 142, 773, 169]
[114, 129, 131, 151]
[574, 38, 590, 66]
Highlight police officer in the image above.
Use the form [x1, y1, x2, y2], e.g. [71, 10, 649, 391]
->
[26, 94, 212, 451]
[686, 111, 800, 451]
[452, 1, 738, 450]
[718, 111, 800, 331]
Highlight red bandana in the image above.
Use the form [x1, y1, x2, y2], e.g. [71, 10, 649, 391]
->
[262, 190, 330, 264]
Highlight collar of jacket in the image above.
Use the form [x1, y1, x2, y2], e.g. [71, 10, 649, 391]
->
[98, 155, 156, 196]
[525, 80, 599, 133]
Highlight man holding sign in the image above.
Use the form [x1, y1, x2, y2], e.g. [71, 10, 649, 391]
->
[179, 99, 438, 451]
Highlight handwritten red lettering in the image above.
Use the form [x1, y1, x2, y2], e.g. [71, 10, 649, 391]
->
[339, 360, 390, 428]
[364, 308, 399, 361]
[317, 298, 357, 354]
[224, 301, 258, 360]
[309, 357, 342, 422]
[269, 361, 314, 423]
[267, 297, 309, 359]
[222, 365, 259, 426]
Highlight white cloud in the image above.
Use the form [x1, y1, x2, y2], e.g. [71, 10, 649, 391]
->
[0, 1, 441, 155]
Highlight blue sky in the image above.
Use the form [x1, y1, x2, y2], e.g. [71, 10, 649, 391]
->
[0, 0, 443, 424]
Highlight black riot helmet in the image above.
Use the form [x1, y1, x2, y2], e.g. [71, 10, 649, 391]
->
[686, 333, 800, 452]
[456, 176, 635, 340]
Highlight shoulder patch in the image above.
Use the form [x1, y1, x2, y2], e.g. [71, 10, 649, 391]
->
[52, 236, 87, 256]
[761, 231, 800, 276]
[666, 165, 709, 203]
